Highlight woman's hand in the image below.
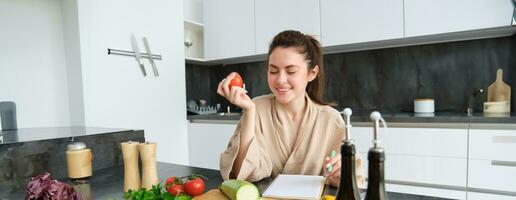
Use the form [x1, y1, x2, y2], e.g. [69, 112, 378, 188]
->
[217, 72, 255, 111]
[324, 152, 341, 187]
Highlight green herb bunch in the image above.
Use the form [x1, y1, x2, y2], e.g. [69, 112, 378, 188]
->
[122, 183, 192, 200]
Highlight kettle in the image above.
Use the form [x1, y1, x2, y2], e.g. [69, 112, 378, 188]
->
[66, 141, 93, 179]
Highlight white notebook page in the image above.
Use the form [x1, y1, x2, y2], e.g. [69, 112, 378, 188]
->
[262, 174, 325, 200]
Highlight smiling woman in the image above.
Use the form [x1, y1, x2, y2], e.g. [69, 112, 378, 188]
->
[216, 30, 365, 188]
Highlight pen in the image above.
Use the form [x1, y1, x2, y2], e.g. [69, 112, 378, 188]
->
[326, 150, 337, 173]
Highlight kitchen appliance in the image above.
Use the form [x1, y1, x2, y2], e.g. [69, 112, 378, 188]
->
[66, 142, 93, 179]
[414, 99, 435, 113]
[0, 101, 17, 131]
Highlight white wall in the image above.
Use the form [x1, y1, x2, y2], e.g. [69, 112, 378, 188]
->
[184, 0, 203, 23]
[0, 0, 71, 128]
[61, 0, 85, 126]
[76, 0, 189, 164]
[0, 0, 188, 165]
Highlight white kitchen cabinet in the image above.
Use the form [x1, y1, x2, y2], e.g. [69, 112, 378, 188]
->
[354, 127, 468, 157]
[188, 122, 237, 170]
[353, 126, 468, 199]
[255, 0, 321, 55]
[468, 192, 516, 200]
[320, 0, 404, 46]
[404, 0, 514, 37]
[468, 129, 516, 195]
[203, 0, 255, 60]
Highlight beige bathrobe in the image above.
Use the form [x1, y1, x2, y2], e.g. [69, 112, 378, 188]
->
[220, 93, 365, 187]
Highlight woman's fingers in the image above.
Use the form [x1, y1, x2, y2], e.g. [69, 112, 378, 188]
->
[233, 87, 251, 103]
[229, 85, 241, 103]
[324, 153, 340, 170]
[329, 160, 341, 179]
[217, 78, 226, 96]
[218, 72, 236, 98]
[217, 72, 254, 109]
[324, 153, 343, 180]
[222, 75, 233, 98]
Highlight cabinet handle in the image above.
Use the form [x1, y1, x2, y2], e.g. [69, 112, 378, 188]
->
[492, 136, 516, 143]
[492, 160, 516, 167]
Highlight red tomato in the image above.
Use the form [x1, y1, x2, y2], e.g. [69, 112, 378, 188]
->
[184, 177, 205, 196]
[228, 72, 244, 89]
[165, 176, 184, 196]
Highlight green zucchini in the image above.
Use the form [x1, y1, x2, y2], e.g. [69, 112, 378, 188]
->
[219, 179, 259, 200]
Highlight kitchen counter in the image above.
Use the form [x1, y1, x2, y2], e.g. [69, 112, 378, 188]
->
[188, 112, 516, 129]
[0, 127, 145, 197]
[2, 162, 453, 200]
[0, 126, 136, 145]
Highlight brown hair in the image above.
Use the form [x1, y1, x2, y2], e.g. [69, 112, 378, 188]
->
[268, 30, 334, 106]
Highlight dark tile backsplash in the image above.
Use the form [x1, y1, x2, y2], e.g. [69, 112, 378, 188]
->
[186, 35, 516, 113]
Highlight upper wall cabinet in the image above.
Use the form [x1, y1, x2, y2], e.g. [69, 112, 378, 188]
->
[255, 0, 321, 54]
[320, 0, 404, 46]
[404, 0, 514, 37]
[203, 0, 255, 60]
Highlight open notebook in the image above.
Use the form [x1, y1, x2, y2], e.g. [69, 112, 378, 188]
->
[262, 174, 325, 200]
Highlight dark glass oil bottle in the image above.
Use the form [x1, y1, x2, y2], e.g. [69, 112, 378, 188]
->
[335, 141, 360, 200]
[336, 108, 360, 200]
[365, 111, 388, 200]
[364, 147, 388, 200]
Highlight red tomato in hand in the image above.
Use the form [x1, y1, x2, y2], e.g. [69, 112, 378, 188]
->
[165, 176, 184, 196]
[184, 177, 205, 196]
[228, 72, 244, 89]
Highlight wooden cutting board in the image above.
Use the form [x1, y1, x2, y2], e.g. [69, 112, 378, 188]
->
[487, 69, 511, 103]
[192, 189, 229, 200]
[192, 189, 280, 200]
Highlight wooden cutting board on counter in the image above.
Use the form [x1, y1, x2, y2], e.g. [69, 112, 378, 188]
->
[192, 189, 229, 200]
[487, 69, 511, 103]
[192, 189, 281, 200]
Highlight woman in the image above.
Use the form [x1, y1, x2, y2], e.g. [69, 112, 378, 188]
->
[217, 30, 364, 187]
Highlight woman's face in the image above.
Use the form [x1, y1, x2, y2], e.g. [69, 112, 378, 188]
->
[268, 47, 318, 105]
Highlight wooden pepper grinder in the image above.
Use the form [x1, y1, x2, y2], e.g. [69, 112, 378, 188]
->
[139, 142, 158, 189]
[121, 141, 141, 192]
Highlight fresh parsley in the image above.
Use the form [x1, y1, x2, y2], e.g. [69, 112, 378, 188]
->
[123, 183, 191, 200]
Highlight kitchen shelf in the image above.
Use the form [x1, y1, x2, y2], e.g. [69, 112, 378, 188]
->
[184, 20, 203, 32]
[185, 57, 214, 65]
[184, 20, 204, 61]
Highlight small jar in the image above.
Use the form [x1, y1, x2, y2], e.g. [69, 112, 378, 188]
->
[414, 99, 435, 113]
[66, 142, 93, 179]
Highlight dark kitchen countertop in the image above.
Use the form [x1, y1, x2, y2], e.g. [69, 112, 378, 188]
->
[188, 112, 516, 129]
[0, 126, 137, 145]
[2, 162, 453, 200]
[188, 112, 516, 123]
